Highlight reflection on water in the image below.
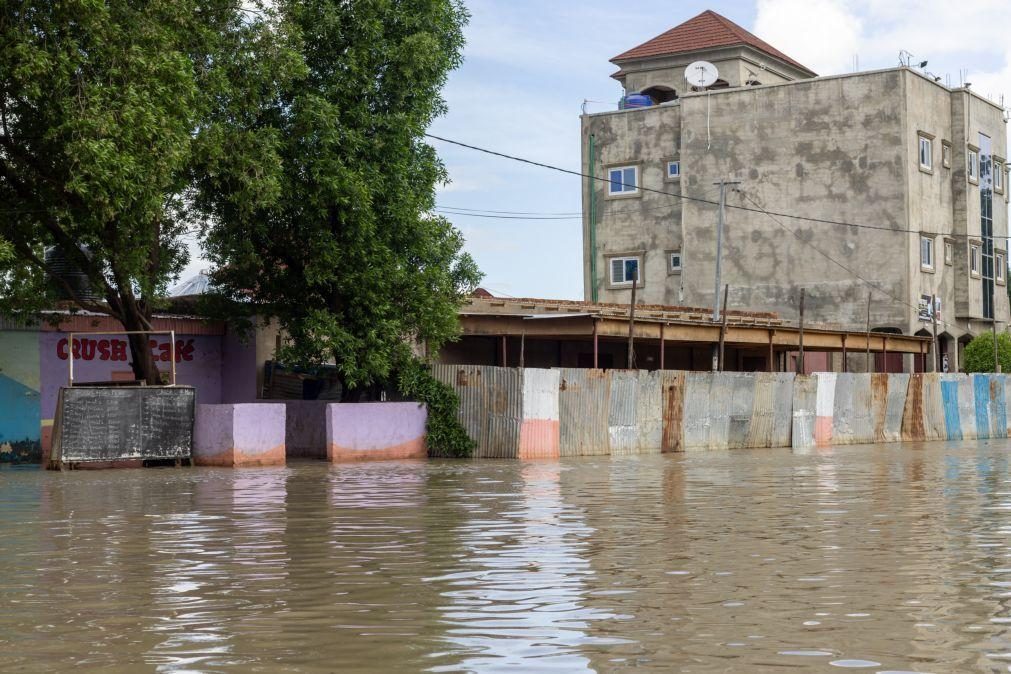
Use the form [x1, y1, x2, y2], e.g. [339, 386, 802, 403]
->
[4, 442, 1011, 671]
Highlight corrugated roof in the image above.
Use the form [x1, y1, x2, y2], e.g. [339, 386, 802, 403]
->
[610, 9, 815, 76]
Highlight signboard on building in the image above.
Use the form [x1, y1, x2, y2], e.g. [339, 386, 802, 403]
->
[919, 295, 941, 322]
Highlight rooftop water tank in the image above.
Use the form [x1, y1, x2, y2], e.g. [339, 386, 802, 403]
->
[621, 93, 654, 109]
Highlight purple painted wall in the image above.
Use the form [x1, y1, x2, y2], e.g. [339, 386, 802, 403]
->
[326, 402, 427, 461]
[194, 403, 286, 467]
[221, 329, 258, 404]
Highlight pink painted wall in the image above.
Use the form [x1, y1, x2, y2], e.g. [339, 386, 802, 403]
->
[326, 402, 427, 462]
[193, 403, 286, 467]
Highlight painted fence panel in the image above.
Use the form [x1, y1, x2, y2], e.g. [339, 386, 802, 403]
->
[432, 364, 522, 459]
[956, 375, 978, 440]
[972, 374, 1007, 439]
[558, 369, 611, 457]
[940, 375, 963, 441]
[814, 373, 837, 446]
[879, 373, 909, 443]
[519, 368, 560, 458]
[791, 375, 817, 449]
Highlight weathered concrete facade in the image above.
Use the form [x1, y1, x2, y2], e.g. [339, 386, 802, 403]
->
[583, 65, 1010, 371]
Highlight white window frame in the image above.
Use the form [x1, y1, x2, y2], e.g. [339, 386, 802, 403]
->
[970, 244, 981, 277]
[920, 235, 934, 270]
[668, 250, 682, 273]
[608, 255, 641, 286]
[607, 165, 639, 196]
[968, 148, 979, 183]
[918, 135, 933, 171]
[666, 160, 681, 180]
[944, 240, 954, 266]
[996, 160, 1005, 193]
[998, 252, 1007, 285]
[942, 141, 952, 168]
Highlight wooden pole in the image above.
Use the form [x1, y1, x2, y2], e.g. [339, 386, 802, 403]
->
[841, 334, 848, 373]
[519, 331, 525, 369]
[931, 294, 939, 372]
[919, 341, 925, 373]
[882, 335, 888, 373]
[501, 335, 507, 367]
[797, 288, 805, 373]
[768, 330, 775, 372]
[993, 319, 1001, 373]
[659, 323, 665, 370]
[718, 284, 729, 371]
[593, 319, 599, 369]
[866, 290, 873, 373]
[627, 277, 637, 369]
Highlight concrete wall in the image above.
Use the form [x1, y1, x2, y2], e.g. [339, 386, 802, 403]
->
[194, 403, 286, 467]
[440, 365, 1011, 456]
[583, 67, 1010, 347]
[326, 402, 427, 462]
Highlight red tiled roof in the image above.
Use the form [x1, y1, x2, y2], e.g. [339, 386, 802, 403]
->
[611, 10, 815, 76]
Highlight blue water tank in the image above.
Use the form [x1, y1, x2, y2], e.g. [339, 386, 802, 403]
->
[622, 93, 654, 109]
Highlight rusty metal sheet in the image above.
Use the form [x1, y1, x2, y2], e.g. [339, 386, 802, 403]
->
[919, 373, 946, 441]
[956, 374, 977, 440]
[973, 374, 1008, 439]
[661, 371, 685, 453]
[902, 374, 926, 441]
[747, 372, 794, 448]
[557, 368, 610, 457]
[831, 373, 873, 445]
[431, 364, 521, 458]
[607, 370, 662, 455]
[792, 375, 817, 449]
[880, 373, 909, 443]
[636, 370, 663, 454]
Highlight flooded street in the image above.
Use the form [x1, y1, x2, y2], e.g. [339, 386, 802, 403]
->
[4, 443, 1011, 672]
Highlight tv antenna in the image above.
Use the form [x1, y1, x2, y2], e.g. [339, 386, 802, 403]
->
[685, 61, 719, 150]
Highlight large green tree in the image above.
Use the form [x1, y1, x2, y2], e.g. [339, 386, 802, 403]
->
[0, 1, 287, 383]
[195, 0, 481, 389]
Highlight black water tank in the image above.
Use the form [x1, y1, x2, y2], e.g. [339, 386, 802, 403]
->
[44, 245, 101, 301]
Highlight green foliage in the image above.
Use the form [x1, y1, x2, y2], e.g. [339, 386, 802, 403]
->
[396, 358, 474, 458]
[0, 1, 287, 380]
[196, 0, 481, 389]
[962, 332, 1011, 373]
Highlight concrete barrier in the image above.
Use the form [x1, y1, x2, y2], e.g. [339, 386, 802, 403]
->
[270, 400, 328, 459]
[193, 403, 285, 467]
[326, 402, 427, 462]
[519, 369, 560, 458]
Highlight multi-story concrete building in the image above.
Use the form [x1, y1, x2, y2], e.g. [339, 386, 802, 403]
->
[581, 9, 1010, 371]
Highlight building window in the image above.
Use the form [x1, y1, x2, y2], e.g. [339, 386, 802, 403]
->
[666, 160, 680, 180]
[608, 166, 638, 195]
[970, 244, 981, 276]
[942, 141, 952, 168]
[968, 148, 979, 183]
[918, 135, 933, 171]
[944, 240, 954, 266]
[998, 252, 1007, 284]
[920, 236, 934, 270]
[609, 256, 641, 286]
[668, 250, 682, 273]
[996, 161, 1005, 193]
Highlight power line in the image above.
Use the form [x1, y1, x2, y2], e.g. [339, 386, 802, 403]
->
[425, 132, 1003, 241]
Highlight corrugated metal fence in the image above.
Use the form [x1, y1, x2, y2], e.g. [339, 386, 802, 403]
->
[433, 365, 1011, 457]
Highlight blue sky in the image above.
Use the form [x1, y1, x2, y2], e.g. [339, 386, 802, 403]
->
[426, 0, 1011, 300]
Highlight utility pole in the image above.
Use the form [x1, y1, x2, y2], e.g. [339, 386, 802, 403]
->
[628, 276, 637, 370]
[866, 290, 872, 373]
[718, 284, 729, 371]
[712, 179, 741, 371]
[931, 294, 939, 372]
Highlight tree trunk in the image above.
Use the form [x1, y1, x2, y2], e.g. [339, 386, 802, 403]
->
[122, 306, 162, 385]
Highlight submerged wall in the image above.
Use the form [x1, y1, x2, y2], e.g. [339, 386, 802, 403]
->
[435, 366, 1011, 456]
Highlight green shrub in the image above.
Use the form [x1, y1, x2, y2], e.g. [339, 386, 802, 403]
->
[962, 332, 1011, 373]
[396, 359, 474, 458]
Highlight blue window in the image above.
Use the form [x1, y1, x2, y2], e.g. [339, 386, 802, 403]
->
[667, 161, 680, 179]
[609, 256, 640, 285]
[608, 166, 638, 195]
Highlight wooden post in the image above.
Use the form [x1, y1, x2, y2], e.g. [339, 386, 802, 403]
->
[797, 288, 805, 374]
[659, 323, 665, 370]
[841, 334, 848, 373]
[866, 290, 873, 373]
[932, 294, 939, 372]
[627, 277, 637, 369]
[718, 284, 729, 371]
[768, 330, 775, 372]
[501, 335, 507, 367]
[593, 319, 599, 369]
[993, 319, 1001, 373]
[920, 341, 925, 373]
[520, 331, 526, 369]
[882, 335, 888, 373]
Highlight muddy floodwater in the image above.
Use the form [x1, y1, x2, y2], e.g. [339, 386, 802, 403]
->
[7, 443, 1011, 672]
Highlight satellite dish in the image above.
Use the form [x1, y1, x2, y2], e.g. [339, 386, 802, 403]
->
[685, 60, 719, 89]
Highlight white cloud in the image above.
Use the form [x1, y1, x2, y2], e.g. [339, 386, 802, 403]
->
[753, 0, 862, 76]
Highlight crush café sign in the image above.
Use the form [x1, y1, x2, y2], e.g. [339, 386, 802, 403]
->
[55, 336, 196, 363]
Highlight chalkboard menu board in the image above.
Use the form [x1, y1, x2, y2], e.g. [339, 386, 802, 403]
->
[52, 386, 195, 464]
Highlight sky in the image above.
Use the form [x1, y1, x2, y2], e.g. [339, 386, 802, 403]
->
[180, 0, 1011, 300]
